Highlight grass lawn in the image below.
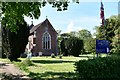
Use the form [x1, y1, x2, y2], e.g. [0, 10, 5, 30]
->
[14, 56, 89, 79]
[28, 56, 86, 72]
[19, 56, 88, 79]
[0, 54, 107, 79]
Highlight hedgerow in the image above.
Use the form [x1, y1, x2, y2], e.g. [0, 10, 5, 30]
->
[74, 55, 120, 79]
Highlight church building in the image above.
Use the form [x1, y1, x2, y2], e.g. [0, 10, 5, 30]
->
[26, 18, 58, 56]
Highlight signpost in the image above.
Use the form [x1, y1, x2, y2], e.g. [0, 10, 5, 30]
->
[96, 40, 110, 57]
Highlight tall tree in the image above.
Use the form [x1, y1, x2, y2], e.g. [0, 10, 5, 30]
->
[69, 31, 77, 37]
[97, 15, 120, 54]
[78, 29, 92, 40]
[111, 27, 120, 54]
[77, 29, 92, 54]
[2, 21, 29, 61]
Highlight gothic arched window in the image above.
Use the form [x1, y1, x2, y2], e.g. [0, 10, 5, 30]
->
[42, 32, 51, 49]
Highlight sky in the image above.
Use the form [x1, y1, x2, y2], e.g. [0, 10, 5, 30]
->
[24, 0, 119, 35]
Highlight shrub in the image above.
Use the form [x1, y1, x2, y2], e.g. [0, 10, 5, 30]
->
[59, 54, 63, 59]
[51, 53, 55, 58]
[74, 56, 120, 79]
[60, 37, 83, 57]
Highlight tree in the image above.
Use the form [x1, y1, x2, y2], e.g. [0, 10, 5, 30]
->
[60, 33, 70, 56]
[84, 38, 96, 54]
[60, 36, 83, 57]
[96, 15, 120, 54]
[60, 38, 69, 56]
[60, 33, 71, 38]
[111, 27, 120, 54]
[69, 31, 77, 37]
[77, 29, 93, 54]
[66, 37, 83, 57]
[78, 29, 92, 40]
[2, 20, 29, 61]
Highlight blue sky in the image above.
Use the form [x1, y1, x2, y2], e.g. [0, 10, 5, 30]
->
[24, 0, 119, 35]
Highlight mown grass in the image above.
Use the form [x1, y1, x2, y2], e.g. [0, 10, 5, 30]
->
[17, 56, 88, 79]
[25, 56, 82, 79]
[0, 54, 107, 79]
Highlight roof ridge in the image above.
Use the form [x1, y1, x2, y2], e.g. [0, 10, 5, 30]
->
[30, 18, 57, 34]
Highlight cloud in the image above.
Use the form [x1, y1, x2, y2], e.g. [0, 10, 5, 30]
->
[66, 21, 83, 33]
[67, 21, 74, 33]
[65, 16, 101, 34]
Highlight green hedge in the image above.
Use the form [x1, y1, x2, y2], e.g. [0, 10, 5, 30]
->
[74, 55, 120, 79]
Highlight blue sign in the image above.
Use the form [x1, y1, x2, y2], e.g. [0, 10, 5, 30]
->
[96, 40, 110, 53]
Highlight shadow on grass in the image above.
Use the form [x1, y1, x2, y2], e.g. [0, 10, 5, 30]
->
[28, 71, 79, 80]
[32, 60, 75, 64]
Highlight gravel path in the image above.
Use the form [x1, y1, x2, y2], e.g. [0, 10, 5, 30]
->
[0, 62, 31, 80]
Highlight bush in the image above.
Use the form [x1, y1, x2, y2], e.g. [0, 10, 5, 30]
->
[60, 37, 83, 57]
[51, 53, 55, 58]
[59, 54, 62, 59]
[74, 56, 120, 79]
